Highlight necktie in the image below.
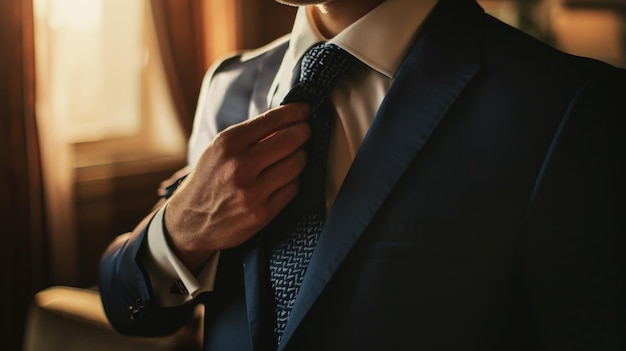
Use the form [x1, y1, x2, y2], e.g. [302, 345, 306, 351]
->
[269, 42, 357, 345]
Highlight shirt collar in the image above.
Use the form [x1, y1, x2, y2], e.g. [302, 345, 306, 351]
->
[287, 0, 439, 79]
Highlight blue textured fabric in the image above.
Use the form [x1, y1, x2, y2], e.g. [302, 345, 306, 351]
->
[269, 43, 357, 345]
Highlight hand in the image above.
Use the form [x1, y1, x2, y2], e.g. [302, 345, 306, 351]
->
[164, 103, 311, 273]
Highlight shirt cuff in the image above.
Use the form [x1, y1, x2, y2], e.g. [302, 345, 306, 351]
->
[140, 204, 220, 307]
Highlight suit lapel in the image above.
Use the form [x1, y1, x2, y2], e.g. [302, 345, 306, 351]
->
[278, 0, 484, 348]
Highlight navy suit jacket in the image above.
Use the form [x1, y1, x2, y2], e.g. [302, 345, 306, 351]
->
[100, 0, 626, 349]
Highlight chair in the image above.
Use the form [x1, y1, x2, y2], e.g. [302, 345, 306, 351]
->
[23, 285, 203, 351]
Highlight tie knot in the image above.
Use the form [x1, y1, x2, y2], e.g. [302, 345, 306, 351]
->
[282, 43, 357, 109]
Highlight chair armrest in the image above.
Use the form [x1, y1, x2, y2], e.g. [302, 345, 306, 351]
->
[23, 286, 202, 351]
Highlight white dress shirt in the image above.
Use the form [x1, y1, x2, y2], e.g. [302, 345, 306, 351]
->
[141, 0, 438, 307]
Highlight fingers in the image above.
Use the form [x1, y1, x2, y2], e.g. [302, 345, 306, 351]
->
[225, 103, 310, 148]
[209, 103, 311, 186]
[246, 121, 310, 176]
[257, 148, 307, 196]
[266, 179, 300, 219]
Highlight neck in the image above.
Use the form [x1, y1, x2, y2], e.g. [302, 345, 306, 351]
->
[309, 0, 385, 38]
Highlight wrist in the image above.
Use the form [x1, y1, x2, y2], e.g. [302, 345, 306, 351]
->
[162, 203, 217, 275]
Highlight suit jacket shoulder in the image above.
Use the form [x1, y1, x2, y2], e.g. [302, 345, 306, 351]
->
[479, 6, 622, 86]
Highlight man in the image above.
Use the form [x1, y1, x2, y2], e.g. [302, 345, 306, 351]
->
[99, 0, 626, 349]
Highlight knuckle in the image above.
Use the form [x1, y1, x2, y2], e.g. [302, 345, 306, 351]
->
[250, 207, 270, 226]
[237, 186, 263, 211]
[229, 159, 251, 186]
[239, 195, 268, 226]
[213, 128, 238, 154]
[211, 132, 229, 153]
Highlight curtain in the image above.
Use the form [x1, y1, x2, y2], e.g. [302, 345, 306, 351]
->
[150, 0, 207, 137]
[0, 0, 48, 350]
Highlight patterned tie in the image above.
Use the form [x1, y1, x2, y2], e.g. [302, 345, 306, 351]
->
[269, 42, 357, 345]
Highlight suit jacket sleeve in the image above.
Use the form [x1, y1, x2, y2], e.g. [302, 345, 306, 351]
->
[98, 54, 241, 337]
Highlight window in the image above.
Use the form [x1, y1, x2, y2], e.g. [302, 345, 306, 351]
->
[33, 0, 185, 166]
[33, 0, 188, 286]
